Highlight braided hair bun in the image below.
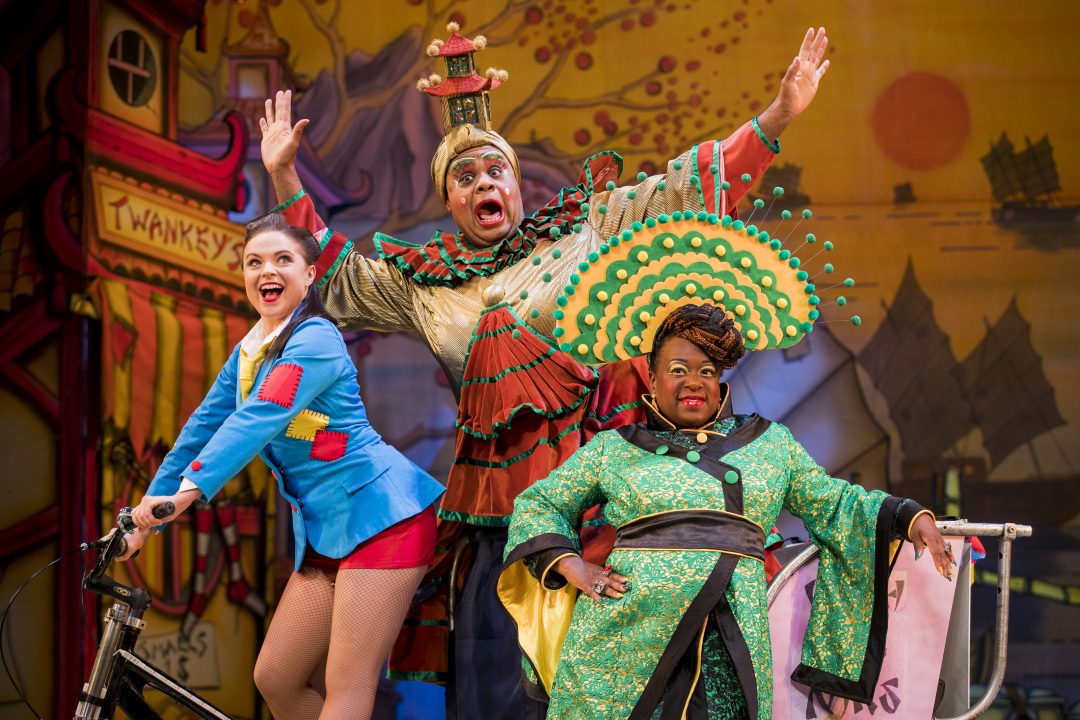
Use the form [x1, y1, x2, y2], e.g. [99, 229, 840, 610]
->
[648, 304, 745, 371]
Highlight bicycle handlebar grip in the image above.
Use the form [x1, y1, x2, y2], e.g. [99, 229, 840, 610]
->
[152, 501, 176, 519]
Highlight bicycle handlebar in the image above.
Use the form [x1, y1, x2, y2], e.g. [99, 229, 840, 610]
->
[83, 501, 176, 615]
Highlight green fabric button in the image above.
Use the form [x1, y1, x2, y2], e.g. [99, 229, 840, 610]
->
[724, 470, 739, 484]
[655, 445, 669, 456]
[686, 450, 701, 463]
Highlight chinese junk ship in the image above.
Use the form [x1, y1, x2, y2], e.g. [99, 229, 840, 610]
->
[980, 133, 1080, 225]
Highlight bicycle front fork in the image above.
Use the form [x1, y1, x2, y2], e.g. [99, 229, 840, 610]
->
[74, 601, 145, 720]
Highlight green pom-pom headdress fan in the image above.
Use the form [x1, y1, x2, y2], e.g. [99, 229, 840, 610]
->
[552, 193, 859, 364]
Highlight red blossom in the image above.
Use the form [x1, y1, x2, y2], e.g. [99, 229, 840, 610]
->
[449, 11, 466, 26]
[575, 128, 591, 145]
[640, 11, 656, 26]
[687, 60, 700, 71]
[621, 18, 634, 30]
[535, 46, 552, 62]
[525, 6, 544, 23]
[575, 51, 593, 69]
[646, 81, 662, 95]
[658, 55, 676, 73]
[714, 43, 727, 54]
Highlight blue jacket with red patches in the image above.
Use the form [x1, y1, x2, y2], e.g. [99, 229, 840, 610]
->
[147, 317, 444, 570]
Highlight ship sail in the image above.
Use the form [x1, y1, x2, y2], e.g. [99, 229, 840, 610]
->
[953, 298, 1066, 468]
[858, 262, 974, 459]
[980, 133, 1025, 203]
[1015, 135, 1062, 201]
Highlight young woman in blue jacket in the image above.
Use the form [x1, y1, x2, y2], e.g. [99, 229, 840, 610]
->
[122, 212, 445, 719]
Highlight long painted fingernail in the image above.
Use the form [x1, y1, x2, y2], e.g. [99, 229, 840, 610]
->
[915, 550, 920, 560]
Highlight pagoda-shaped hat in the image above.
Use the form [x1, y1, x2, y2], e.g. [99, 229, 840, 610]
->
[419, 22, 518, 201]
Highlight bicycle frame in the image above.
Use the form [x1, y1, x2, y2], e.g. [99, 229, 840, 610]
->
[74, 522, 233, 720]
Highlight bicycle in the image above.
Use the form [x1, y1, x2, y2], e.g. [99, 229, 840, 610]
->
[73, 503, 233, 720]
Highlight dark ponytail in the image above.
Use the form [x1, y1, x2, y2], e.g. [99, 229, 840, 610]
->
[244, 212, 333, 362]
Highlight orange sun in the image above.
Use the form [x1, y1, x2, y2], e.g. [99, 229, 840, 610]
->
[872, 72, 970, 170]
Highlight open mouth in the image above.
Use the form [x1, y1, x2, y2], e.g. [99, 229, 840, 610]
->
[259, 282, 284, 302]
[474, 199, 505, 227]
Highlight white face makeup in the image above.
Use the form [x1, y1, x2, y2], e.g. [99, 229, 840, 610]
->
[444, 145, 524, 247]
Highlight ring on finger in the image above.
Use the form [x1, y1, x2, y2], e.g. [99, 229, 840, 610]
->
[591, 579, 607, 595]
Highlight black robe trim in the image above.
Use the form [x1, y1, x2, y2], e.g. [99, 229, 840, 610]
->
[501, 532, 579, 590]
[789, 494, 905, 703]
[617, 421, 770, 720]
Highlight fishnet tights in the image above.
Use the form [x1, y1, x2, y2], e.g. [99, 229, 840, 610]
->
[253, 565, 426, 720]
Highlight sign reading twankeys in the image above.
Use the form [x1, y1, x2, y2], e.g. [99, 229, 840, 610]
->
[91, 166, 245, 287]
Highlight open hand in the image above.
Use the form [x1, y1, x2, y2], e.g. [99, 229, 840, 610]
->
[776, 27, 830, 121]
[555, 556, 629, 601]
[260, 89, 310, 177]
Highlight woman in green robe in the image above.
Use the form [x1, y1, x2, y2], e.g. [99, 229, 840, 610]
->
[497, 304, 951, 719]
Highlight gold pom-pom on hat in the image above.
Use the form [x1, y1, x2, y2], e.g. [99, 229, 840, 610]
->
[473, 35, 488, 49]
[446, 21, 460, 33]
[417, 21, 509, 133]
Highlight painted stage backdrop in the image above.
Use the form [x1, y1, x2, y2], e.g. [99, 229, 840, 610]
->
[0, 0, 1078, 718]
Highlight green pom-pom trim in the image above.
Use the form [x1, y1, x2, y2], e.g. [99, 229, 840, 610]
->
[637, 171, 648, 182]
[572, 223, 583, 233]
[556, 296, 568, 307]
[732, 220, 745, 230]
[824, 263, 834, 273]
[843, 278, 855, 287]
[560, 342, 571, 352]
[824, 241, 834, 251]
[554, 308, 565, 319]
[519, 290, 529, 300]
[721, 215, 733, 228]
[758, 231, 769, 242]
[673, 160, 683, 170]
[610, 236, 621, 247]
[656, 444, 669, 456]
[708, 164, 719, 174]
[570, 273, 580, 285]
[741, 173, 752, 183]
[753, 198, 765, 209]
[530, 308, 540, 318]
[789, 257, 801, 268]
[773, 186, 785, 197]
[723, 470, 739, 484]
[769, 239, 781, 250]
[565, 285, 575, 296]
[631, 221, 644, 232]
[837, 296, 847, 307]
[578, 261, 590, 272]
[802, 209, 813, 219]
[587, 251, 600, 263]
[808, 295, 820, 306]
[552, 248, 562, 259]
[628, 190, 637, 200]
[658, 214, 670, 224]
[696, 211, 708, 221]
[781, 209, 792, 220]
[658, 180, 667, 191]
[605, 180, 616, 191]
[553, 326, 564, 337]
[599, 243, 610, 255]
[707, 214, 719, 225]
[747, 225, 758, 236]
[598, 204, 608, 215]
[804, 283, 815, 294]
[512, 329, 521, 339]
[645, 217, 657, 228]
[779, 249, 791, 260]
[796, 271, 809, 281]
[532, 256, 541, 266]
[801, 321, 813, 332]
[621, 230, 633, 241]
[580, 202, 591, 214]
[686, 450, 701, 463]
[808, 309, 819, 320]
[720, 180, 731, 191]
[689, 176, 700, 187]
[806, 233, 816, 243]
[851, 315, 862, 326]
[673, 211, 684, 221]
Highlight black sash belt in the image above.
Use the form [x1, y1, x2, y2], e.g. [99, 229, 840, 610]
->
[614, 510, 765, 561]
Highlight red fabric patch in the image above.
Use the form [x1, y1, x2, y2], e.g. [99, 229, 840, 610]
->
[258, 363, 304, 408]
[191, 460, 202, 471]
[310, 429, 347, 462]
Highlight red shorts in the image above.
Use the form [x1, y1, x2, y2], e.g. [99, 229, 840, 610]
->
[303, 506, 436, 571]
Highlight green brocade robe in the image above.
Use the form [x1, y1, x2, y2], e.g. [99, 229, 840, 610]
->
[498, 406, 924, 719]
